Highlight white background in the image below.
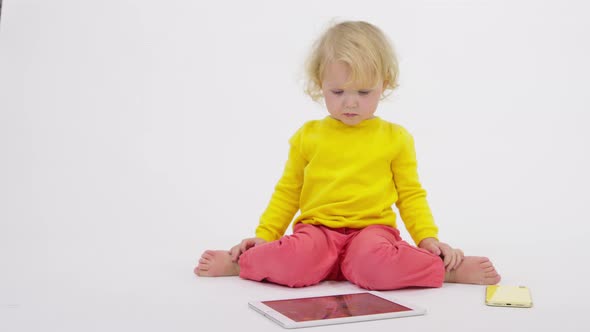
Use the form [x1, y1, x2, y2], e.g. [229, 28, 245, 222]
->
[1, 0, 589, 331]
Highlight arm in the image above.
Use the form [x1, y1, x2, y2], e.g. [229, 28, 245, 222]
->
[392, 128, 464, 271]
[392, 128, 439, 245]
[255, 128, 308, 242]
[229, 128, 307, 262]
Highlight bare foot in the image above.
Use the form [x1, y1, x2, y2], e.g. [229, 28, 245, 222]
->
[444, 256, 501, 285]
[194, 250, 240, 277]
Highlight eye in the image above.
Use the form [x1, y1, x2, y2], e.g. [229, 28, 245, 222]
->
[331, 90, 343, 95]
[358, 90, 371, 95]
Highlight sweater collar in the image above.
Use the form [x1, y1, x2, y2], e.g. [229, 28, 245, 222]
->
[323, 116, 381, 129]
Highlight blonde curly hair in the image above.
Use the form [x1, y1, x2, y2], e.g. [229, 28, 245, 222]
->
[304, 21, 399, 102]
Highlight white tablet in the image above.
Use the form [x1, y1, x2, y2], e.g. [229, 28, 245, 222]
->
[248, 291, 426, 329]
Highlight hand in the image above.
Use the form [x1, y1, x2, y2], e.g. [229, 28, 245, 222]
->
[418, 238, 464, 271]
[229, 237, 267, 262]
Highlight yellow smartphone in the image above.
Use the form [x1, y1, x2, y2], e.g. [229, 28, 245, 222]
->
[485, 285, 533, 308]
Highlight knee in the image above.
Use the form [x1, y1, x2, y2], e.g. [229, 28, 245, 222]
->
[341, 242, 404, 290]
[344, 229, 400, 267]
[241, 230, 337, 287]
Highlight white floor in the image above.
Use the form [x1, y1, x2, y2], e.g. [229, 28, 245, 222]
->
[1, 227, 589, 331]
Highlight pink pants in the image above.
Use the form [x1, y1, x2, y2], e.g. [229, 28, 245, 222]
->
[238, 223, 445, 290]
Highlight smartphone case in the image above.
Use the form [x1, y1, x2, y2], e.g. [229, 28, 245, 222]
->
[485, 285, 533, 308]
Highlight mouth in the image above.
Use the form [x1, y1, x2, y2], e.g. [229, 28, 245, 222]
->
[342, 113, 358, 117]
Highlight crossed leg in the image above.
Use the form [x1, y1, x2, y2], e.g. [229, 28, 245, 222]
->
[341, 225, 500, 290]
[195, 224, 342, 288]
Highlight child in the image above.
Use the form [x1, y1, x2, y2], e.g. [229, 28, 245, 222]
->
[195, 21, 500, 290]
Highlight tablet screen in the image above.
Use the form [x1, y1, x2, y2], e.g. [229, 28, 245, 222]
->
[261, 292, 412, 322]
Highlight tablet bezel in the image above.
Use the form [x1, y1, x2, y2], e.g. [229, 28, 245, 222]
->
[248, 291, 426, 329]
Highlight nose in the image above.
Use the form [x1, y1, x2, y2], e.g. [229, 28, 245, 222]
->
[343, 93, 358, 108]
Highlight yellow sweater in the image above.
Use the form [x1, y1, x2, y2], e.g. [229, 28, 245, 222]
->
[255, 116, 438, 245]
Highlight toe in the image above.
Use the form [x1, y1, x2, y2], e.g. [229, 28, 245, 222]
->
[195, 267, 210, 277]
[195, 260, 209, 274]
[491, 275, 501, 284]
[483, 266, 496, 273]
[480, 261, 493, 269]
[482, 274, 501, 285]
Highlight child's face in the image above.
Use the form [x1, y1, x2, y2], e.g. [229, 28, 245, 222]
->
[321, 61, 383, 126]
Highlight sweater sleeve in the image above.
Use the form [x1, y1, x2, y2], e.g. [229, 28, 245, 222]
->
[255, 127, 307, 242]
[391, 127, 439, 245]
